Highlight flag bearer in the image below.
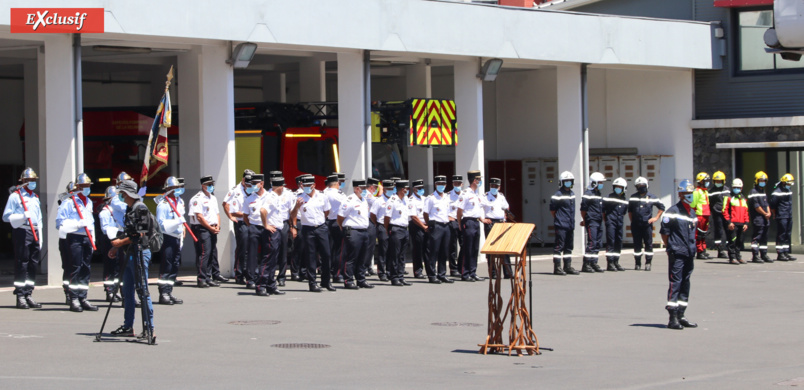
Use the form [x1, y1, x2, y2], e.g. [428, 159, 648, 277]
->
[156, 176, 186, 304]
[661, 179, 699, 330]
[628, 177, 665, 271]
[3, 168, 42, 309]
[723, 179, 748, 264]
[771, 174, 796, 261]
[603, 177, 629, 272]
[749, 171, 772, 263]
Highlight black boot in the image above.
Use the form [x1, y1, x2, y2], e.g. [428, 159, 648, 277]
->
[159, 293, 174, 305]
[581, 261, 594, 273]
[169, 294, 183, 304]
[79, 298, 98, 311]
[677, 306, 697, 328]
[553, 261, 566, 276]
[25, 295, 41, 309]
[751, 254, 764, 263]
[606, 260, 617, 272]
[696, 251, 707, 260]
[667, 307, 683, 330]
[614, 260, 625, 271]
[761, 253, 773, 263]
[69, 298, 83, 312]
[635, 258, 642, 270]
[717, 245, 728, 259]
[16, 295, 29, 309]
[645, 259, 652, 271]
[563, 260, 579, 275]
[785, 253, 797, 261]
[777, 253, 788, 262]
[590, 262, 604, 273]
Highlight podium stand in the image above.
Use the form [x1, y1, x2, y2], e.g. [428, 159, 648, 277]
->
[477, 222, 539, 356]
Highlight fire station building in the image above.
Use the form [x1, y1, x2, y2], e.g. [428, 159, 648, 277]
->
[0, 0, 717, 285]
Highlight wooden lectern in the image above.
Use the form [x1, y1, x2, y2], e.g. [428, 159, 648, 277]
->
[478, 222, 539, 356]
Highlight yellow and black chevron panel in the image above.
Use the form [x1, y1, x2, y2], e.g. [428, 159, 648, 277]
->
[409, 99, 457, 146]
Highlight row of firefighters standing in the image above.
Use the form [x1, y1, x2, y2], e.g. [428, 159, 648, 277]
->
[3, 167, 517, 309]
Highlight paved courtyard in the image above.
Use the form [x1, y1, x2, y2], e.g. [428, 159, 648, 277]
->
[2, 251, 804, 389]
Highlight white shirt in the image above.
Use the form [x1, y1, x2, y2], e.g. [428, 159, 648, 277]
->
[275, 188, 295, 222]
[423, 191, 450, 223]
[449, 188, 462, 218]
[188, 191, 219, 226]
[244, 190, 270, 226]
[366, 192, 376, 209]
[223, 183, 248, 222]
[371, 193, 392, 221]
[483, 191, 510, 220]
[386, 194, 412, 227]
[156, 196, 186, 238]
[298, 190, 331, 227]
[458, 188, 485, 219]
[261, 191, 285, 229]
[324, 187, 346, 221]
[409, 193, 426, 221]
[339, 194, 369, 229]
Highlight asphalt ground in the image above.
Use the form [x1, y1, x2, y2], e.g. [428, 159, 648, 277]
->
[2, 250, 804, 390]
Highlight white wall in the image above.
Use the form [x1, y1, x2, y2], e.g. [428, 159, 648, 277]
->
[0, 78, 25, 165]
[494, 69, 558, 160]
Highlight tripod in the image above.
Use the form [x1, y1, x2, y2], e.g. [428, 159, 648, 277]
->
[95, 238, 156, 345]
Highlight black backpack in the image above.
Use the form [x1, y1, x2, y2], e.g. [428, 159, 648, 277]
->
[145, 212, 164, 253]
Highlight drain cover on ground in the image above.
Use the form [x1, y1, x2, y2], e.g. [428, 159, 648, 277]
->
[228, 320, 280, 325]
[271, 343, 331, 349]
[431, 322, 483, 327]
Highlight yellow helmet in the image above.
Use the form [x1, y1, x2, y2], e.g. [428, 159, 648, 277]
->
[781, 173, 795, 184]
[755, 171, 768, 184]
[712, 171, 726, 181]
[696, 172, 710, 183]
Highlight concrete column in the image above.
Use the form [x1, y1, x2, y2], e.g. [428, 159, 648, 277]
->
[178, 44, 236, 276]
[453, 60, 484, 179]
[261, 72, 287, 103]
[38, 36, 76, 285]
[555, 64, 585, 254]
[300, 57, 326, 102]
[337, 51, 367, 183]
[24, 59, 39, 171]
[406, 64, 434, 191]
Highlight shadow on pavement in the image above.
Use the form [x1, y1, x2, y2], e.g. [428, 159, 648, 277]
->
[629, 323, 667, 329]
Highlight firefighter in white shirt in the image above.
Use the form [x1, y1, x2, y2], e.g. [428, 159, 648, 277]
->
[364, 177, 380, 276]
[222, 169, 254, 285]
[483, 178, 514, 279]
[324, 174, 347, 283]
[269, 171, 295, 286]
[338, 179, 375, 289]
[456, 171, 490, 282]
[290, 175, 335, 292]
[423, 175, 454, 284]
[409, 179, 429, 279]
[385, 180, 413, 286]
[370, 179, 395, 281]
[254, 176, 288, 296]
[189, 175, 223, 288]
[448, 174, 464, 277]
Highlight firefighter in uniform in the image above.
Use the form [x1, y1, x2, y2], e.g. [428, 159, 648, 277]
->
[338, 179, 374, 289]
[290, 174, 308, 281]
[457, 171, 490, 282]
[482, 178, 514, 278]
[749, 171, 772, 263]
[551, 171, 579, 275]
[603, 177, 629, 272]
[270, 171, 295, 286]
[324, 174, 347, 283]
[57, 181, 76, 304]
[628, 177, 665, 271]
[448, 175, 464, 277]
[364, 177, 380, 276]
[98, 186, 123, 303]
[708, 171, 730, 259]
[3, 168, 43, 309]
[222, 169, 254, 285]
[771, 174, 796, 261]
[661, 179, 699, 330]
[291, 175, 335, 292]
[723, 178, 748, 264]
[370, 180, 395, 281]
[243, 174, 269, 289]
[156, 176, 186, 304]
[423, 175, 454, 284]
[692, 172, 712, 259]
[581, 172, 606, 273]
[56, 173, 98, 312]
[385, 180, 413, 286]
[254, 176, 287, 296]
[189, 175, 223, 287]
[409, 179, 429, 279]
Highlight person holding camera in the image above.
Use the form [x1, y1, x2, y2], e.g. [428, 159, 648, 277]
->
[109, 180, 155, 338]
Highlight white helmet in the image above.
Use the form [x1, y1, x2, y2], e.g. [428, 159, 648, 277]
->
[635, 176, 649, 188]
[732, 178, 743, 188]
[589, 172, 606, 183]
[613, 177, 627, 188]
[559, 171, 575, 181]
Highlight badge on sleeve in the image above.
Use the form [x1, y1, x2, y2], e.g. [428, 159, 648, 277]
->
[662, 216, 670, 223]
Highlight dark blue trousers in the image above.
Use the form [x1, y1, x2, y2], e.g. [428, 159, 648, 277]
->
[460, 218, 480, 278]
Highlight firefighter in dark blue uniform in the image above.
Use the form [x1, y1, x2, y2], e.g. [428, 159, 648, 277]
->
[708, 171, 730, 259]
[771, 173, 796, 261]
[550, 171, 578, 275]
[581, 172, 606, 273]
[628, 176, 665, 271]
[749, 171, 772, 263]
[660, 179, 698, 330]
[3, 168, 43, 309]
[603, 177, 628, 272]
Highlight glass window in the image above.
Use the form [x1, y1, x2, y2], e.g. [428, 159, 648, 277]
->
[737, 8, 804, 73]
[296, 138, 336, 178]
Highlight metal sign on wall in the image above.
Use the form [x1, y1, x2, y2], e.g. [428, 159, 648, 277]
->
[10, 8, 104, 33]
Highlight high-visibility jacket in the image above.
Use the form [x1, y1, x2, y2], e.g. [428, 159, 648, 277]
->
[691, 187, 710, 216]
[722, 195, 749, 224]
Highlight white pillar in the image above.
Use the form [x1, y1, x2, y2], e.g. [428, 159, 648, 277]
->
[261, 72, 287, 103]
[300, 57, 326, 102]
[556, 64, 585, 254]
[39, 35, 76, 286]
[24, 59, 39, 171]
[454, 60, 484, 179]
[337, 51, 367, 183]
[406, 64, 434, 191]
[178, 44, 236, 276]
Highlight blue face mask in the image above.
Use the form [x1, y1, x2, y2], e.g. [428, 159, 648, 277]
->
[684, 194, 694, 203]
[597, 183, 604, 191]
[390, 188, 397, 195]
[82, 187, 91, 197]
[563, 181, 572, 188]
[303, 186, 312, 194]
[734, 188, 742, 194]
[245, 186, 254, 195]
[361, 190, 368, 198]
[26, 182, 37, 190]
[436, 185, 446, 193]
[489, 188, 498, 196]
[759, 182, 766, 188]
[174, 188, 185, 196]
[704, 181, 710, 188]
[614, 187, 623, 195]
[206, 185, 215, 194]
[417, 189, 425, 196]
[118, 194, 125, 202]
[477, 180, 483, 187]
[453, 186, 461, 193]
[715, 182, 723, 188]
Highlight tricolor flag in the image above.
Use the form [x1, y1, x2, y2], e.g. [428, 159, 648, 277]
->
[139, 66, 174, 196]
